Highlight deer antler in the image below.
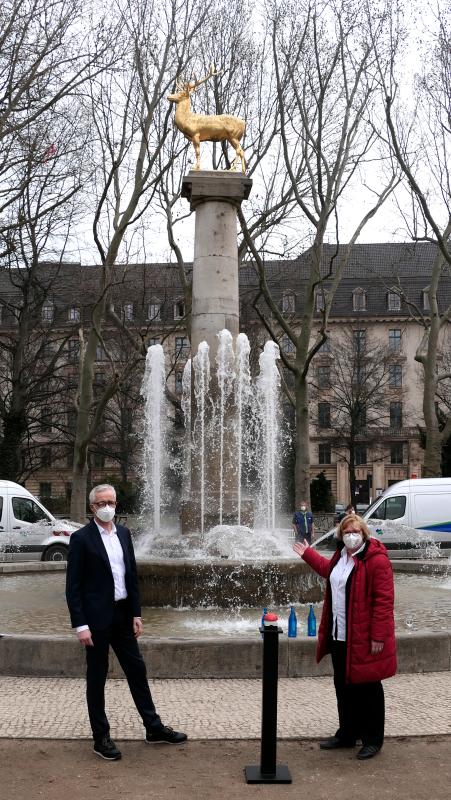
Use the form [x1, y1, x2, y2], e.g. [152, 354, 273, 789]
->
[190, 61, 222, 92]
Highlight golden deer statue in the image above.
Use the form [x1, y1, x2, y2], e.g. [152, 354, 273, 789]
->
[168, 63, 246, 172]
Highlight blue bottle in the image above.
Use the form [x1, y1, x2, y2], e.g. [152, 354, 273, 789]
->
[308, 605, 316, 636]
[261, 607, 268, 638]
[288, 606, 297, 638]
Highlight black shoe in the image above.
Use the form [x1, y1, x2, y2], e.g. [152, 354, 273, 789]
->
[146, 725, 188, 745]
[320, 736, 355, 750]
[357, 745, 381, 760]
[93, 737, 122, 760]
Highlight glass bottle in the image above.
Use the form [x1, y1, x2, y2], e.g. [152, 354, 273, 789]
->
[288, 605, 297, 638]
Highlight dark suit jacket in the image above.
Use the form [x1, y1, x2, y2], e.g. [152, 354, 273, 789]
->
[66, 519, 141, 630]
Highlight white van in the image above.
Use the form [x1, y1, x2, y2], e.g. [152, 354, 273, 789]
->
[0, 480, 81, 562]
[315, 478, 451, 558]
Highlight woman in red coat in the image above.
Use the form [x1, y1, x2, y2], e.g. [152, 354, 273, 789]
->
[293, 514, 396, 760]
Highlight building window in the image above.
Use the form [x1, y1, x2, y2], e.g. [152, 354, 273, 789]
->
[389, 329, 402, 351]
[175, 371, 183, 393]
[315, 291, 327, 312]
[68, 373, 78, 393]
[318, 443, 331, 464]
[68, 339, 79, 360]
[96, 343, 107, 361]
[318, 331, 330, 352]
[318, 402, 331, 428]
[388, 291, 401, 310]
[175, 336, 188, 359]
[353, 365, 366, 386]
[41, 447, 52, 468]
[149, 337, 160, 346]
[174, 299, 185, 319]
[355, 444, 367, 464]
[391, 442, 404, 464]
[121, 407, 132, 433]
[282, 333, 295, 354]
[39, 482, 52, 497]
[148, 302, 160, 320]
[390, 401, 403, 428]
[68, 307, 80, 322]
[389, 365, 402, 387]
[353, 330, 366, 352]
[352, 288, 366, 311]
[356, 401, 366, 427]
[283, 368, 295, 389]
[67, 450, 74, 468]
[93, 373, 106, 397]
[93, 453, 105, 468]
[282, 293, 295, 312]
[422, 287, 430, 311]
[318, 365, 331, 388]
[43, 341, 54, 360]
[42, 304, 54, 323]
[123, 303, 133, 321]
[67, 410, 77, 433]
[40, 412, 52, 434]
[65, 482, 72, 499]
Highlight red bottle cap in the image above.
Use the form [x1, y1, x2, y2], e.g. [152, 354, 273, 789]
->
[263, 613, 279, 626]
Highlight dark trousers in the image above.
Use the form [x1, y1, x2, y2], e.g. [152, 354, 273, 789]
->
[330, 639, 385, 748]
[85, 602, 163, 740]
[295, 531, 312, 545]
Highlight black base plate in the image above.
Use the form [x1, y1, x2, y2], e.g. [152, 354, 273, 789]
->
[245, 765, 292, 784]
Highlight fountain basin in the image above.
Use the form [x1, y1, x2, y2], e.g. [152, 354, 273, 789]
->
[136, 559, 325, 608]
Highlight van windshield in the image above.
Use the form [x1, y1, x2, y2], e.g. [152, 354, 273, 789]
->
[363, 494, 387, 518]
[12, 497, 51, 524]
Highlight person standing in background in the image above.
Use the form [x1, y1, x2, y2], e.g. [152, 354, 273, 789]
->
[338, 504, 355, 523]
[292, 500, 315, 545]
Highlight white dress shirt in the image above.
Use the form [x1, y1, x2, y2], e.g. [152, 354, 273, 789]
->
[76, 521, 127, 633]
[329, 541, 366, 641]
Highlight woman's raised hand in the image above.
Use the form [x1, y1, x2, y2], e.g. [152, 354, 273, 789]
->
[293, 540, 310, 557]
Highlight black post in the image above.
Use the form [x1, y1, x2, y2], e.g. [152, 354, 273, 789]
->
[244, 623, 292, 784]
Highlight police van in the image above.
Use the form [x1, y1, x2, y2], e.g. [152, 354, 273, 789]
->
[0, 480, 81, 562]
[314, 478, 451, 558]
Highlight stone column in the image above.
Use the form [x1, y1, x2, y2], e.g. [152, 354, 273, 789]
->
[180, 171, 252, 534]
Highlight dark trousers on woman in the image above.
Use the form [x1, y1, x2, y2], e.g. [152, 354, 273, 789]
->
[85, 601, 163, 740]
[330, 639, 385, 748]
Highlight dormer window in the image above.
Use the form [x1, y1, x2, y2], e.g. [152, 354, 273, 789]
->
[316, 290, 328, 312]
[42, 303, 54, 323]
[282, 293, 295, 313]
[174, 298, 185, 319]
[148, 300, 160, 321]
[388, 289, 401, 310]
[422, 287, 430, 311]
[123, 303, 133, 321]
[68, 306, 80, 322]
[352, 288, 366, 311]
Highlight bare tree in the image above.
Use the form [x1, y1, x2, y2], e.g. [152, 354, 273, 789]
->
[239, 0, 396, 505]
[374, 0, 451, 476]
[312, 324, 393, 506]
[68, 0, 210, 520]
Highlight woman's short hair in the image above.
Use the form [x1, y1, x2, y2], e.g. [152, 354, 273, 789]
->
[337, 514, 371, 542]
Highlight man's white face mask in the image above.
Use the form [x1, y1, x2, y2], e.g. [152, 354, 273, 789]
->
[343, 531, 363, 550]
[300, 505, 306, 511]
[96, 505, 116, 523]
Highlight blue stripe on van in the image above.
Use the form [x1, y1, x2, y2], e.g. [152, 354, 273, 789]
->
[418, 522, 451, 533]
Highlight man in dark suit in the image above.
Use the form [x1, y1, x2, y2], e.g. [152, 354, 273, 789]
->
[66, 483, 187, 760]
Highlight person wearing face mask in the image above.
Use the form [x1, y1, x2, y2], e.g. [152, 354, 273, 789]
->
[292, 500, 315, 545]
[66, 484, 187, 761]
[292, 514, 396, 760]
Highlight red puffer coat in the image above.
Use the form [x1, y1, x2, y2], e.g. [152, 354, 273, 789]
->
[302, 538, 397, 684]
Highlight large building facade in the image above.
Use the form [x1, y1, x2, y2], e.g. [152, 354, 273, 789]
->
[0, 243, 449, 508]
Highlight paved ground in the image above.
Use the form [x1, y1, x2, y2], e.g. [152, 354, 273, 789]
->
[1, 672, 451, 740]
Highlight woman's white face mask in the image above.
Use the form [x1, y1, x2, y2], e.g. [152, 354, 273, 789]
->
[342, 531, 363, 550]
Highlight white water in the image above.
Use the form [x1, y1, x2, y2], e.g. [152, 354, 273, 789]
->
[181, 359, 192, 500]
[256, 341, 281, 531]
[140, 344, 167, 534]
[192, 342, 211, 534]
[235, 333, 252, 525]
[215, 330, 236, 525]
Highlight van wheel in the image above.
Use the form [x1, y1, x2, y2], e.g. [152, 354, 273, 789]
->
[44, 545, 68, 562]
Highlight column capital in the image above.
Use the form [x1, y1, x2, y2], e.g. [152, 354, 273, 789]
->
[181, 170, 253, 211]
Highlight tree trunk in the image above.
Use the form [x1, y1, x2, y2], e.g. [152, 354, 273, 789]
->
[70, 444, 89, 522]
[349, 442, 357, 508]
[294, 372, 311, 507]
[0, 412, 28, 481]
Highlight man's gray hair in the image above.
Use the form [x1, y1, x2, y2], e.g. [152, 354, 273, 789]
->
[89, 484, 117, 504]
